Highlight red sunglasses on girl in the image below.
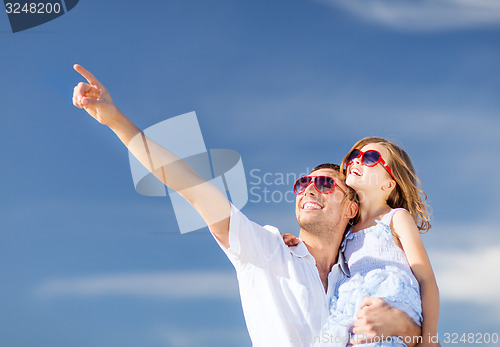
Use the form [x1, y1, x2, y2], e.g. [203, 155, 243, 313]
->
[346, 149, 396, 181]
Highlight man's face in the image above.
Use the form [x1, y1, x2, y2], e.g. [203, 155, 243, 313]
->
[295, 168, 351, 235]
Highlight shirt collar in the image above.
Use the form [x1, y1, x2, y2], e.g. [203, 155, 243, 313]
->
[289, 238, 350, 277]
[337, 248, 351, 278]
[288, 239, 310, 258]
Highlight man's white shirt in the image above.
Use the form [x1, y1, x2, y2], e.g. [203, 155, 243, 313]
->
[212, 204, 349, 347]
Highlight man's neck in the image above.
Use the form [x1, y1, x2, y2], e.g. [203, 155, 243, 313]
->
[298, 230, 343, 293]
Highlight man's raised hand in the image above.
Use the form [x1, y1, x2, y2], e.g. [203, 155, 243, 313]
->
[72, 64, 119, 127]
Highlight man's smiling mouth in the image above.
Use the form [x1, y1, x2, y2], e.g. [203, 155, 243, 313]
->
[302, 202, 323, 210]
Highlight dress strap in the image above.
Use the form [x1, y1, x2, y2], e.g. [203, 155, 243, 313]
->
[380, 208, 406, 225]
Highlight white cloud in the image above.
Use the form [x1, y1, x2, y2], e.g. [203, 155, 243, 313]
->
[36, 271, 239, 300]
[432, 244, 500, 305]
[318, 0, 500, 31]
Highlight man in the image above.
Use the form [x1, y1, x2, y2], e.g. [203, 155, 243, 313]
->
[72, 64, 421, 346]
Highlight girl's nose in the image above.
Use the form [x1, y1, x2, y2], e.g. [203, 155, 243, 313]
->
[352, 157, 362, 165]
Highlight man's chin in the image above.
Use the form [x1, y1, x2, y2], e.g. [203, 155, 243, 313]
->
[298, 217, 323, 233]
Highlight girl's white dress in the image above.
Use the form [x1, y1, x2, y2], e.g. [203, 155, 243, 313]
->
[322, 208, 422, 347]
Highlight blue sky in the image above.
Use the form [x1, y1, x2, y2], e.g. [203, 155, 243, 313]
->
[1, 1, 500, 346]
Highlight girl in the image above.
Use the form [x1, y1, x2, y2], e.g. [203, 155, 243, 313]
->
[322, 137, 439, 347]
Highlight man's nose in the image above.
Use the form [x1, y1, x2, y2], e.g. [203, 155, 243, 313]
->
[303, 181, 317, 195]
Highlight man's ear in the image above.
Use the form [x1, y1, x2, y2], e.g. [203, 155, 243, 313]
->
[346, 200, 358, 220]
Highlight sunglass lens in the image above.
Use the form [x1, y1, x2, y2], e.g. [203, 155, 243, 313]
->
[347, 149, 360, 163]
[363, 150, 381, 166]
[316, 176, 335, 193]
[294, 177, 312, 194]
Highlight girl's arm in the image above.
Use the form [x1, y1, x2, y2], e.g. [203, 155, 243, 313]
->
[392, 209, 440, 347]
[72, 64, 232, 247]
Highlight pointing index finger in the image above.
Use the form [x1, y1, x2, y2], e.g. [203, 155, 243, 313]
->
[73, 64, 102, 87]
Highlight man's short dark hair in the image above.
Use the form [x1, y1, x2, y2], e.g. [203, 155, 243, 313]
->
[311, 163, 340, 173]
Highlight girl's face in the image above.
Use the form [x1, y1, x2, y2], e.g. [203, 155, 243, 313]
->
[345, 143, 394, 192]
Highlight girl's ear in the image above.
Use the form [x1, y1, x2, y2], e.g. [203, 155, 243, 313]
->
[381, 179, 397, 192]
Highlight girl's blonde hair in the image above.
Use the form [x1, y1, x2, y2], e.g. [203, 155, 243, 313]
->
[340, 137, 431, 232]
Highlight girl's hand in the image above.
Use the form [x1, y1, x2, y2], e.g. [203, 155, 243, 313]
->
[281, 233, 300, 247]
[72, 64, 120, 127]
